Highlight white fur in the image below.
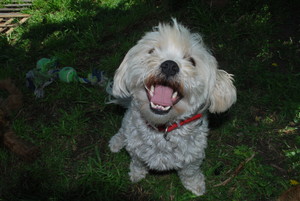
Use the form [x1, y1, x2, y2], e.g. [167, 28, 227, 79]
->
[109, 19, 236, 196]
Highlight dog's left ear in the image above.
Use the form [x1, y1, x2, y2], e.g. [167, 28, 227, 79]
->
[209, 70, 237, 113]
[112, 49, 133, 98]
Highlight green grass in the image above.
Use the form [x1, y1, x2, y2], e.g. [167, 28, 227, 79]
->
[0, 0, 299, 200]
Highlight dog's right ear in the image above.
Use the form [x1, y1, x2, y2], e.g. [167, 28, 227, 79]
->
[208, 70, 237, 113]
[112, 50, 133, 98]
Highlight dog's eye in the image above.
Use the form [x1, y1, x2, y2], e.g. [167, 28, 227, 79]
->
[188, 57, 196, 66]
[148, 48, 155, 54]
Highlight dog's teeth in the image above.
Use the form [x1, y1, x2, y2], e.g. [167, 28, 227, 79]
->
[150, 102, 171, 111]
[151, 85, 154, 92]
[150, 85, 154, 97]
[164, 106, 171, 111]
[150, 102, 156, 108]
[172, 91, 178, 99]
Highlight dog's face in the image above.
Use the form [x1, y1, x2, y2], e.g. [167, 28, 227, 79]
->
[113, 20, 236, 125]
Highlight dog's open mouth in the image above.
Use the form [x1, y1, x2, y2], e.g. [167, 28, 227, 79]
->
[146, 82, 182, 115]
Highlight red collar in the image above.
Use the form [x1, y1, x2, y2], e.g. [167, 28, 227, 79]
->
[149, 113, 203, 133]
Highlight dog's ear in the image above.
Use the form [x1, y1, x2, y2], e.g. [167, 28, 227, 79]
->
[112, 50, 133, 98]
[209, 70, 237, 113]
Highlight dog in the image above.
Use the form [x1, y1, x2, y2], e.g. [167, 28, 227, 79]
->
[108, 19, 236, 196]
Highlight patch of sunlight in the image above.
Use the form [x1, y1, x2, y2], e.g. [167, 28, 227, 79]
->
[97, 0, 136, 9]
[284, 149, 300, 169]
[256, 40, 273, 60]
[262, 115, 276, 124]
[293, 106, 300, 124]
[254, 5, 271, 25]
[278, 126, 298, 135]
[282, 37, 295, 46]
[278, 106, 299, 135]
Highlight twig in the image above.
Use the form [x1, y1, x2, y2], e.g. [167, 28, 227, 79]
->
[214, 153, 255, 187]
[270, 163, 287, 173]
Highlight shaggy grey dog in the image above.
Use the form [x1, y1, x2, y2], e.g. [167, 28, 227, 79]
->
[109, 19, 236, 196]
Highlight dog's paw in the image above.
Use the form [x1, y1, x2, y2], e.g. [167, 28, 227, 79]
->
[185, 182, 205, 196]
[179, 172, 206, 196]
[129, 160, 148, 182]
[129, 169, 147, 183]
[129, 171, 147, 183]
[109, 134, 125, 153]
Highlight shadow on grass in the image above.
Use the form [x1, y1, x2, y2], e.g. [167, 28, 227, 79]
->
[16, 0, 168, 70]
[0, 1, 181, 200]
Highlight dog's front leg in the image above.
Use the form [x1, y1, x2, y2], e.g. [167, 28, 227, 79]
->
[109, 129, 126, 153]
[178, 162, 206, 196]
[129, 156, 148, 182]
[109, 110, 133, 152]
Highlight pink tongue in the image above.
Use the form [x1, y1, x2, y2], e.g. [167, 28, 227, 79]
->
[151, 85, 174, 106]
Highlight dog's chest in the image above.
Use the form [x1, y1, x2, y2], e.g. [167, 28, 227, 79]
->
[125, 125, 207, 170]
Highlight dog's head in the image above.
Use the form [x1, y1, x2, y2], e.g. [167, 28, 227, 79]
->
[113, 19, 236, 125]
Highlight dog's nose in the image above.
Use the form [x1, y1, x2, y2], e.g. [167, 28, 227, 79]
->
[160, 60, 179, 77]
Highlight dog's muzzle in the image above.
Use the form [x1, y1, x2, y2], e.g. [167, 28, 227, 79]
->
[145, 60, 182, 115]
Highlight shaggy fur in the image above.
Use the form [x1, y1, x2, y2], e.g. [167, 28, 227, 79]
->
[109, 19, 236, 196]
